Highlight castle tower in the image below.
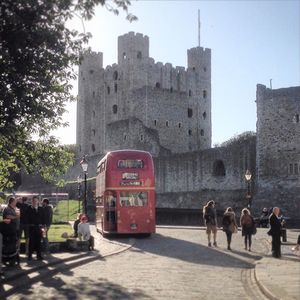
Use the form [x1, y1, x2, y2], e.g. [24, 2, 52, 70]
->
[256, 84, 300, 215]
[77, 51, 104, 156]
[118, 31, 149, 65]
[187, 46, 212, 149]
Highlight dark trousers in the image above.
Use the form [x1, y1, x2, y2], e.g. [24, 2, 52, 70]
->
[244, 234, 252, 248]
[225, 231, 232, 245]
[272, 234, 281, 258]
[28, 226, 42, 258]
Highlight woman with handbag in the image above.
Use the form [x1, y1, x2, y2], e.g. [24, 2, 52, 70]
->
[222, 207, 238, 250]
[240, 208, 256, 251]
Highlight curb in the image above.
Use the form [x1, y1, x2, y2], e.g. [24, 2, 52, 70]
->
[254, 260, 280, 300]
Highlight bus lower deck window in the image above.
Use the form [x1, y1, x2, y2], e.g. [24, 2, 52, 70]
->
[120, 192, 148, 207]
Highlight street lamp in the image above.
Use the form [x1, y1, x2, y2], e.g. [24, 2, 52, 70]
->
[80, 156, 88, 215]
[245, 169, 252, 209]
[77, 176, 82, 213]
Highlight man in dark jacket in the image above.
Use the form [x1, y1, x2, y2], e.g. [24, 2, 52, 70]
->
[42, 198, 53, 253]
[16, 196, 29, 253]
[27, 196, 46, 260]
[268, 207, 282, 258]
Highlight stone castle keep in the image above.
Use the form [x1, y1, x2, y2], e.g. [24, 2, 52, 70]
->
[77, 32, 211, 156]
[74, 31, 300, 220]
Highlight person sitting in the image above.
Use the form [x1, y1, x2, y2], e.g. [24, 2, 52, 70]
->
[77, 215, 94, 251]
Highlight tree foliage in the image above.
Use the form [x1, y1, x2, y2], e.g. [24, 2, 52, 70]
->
[0, 0, 135, 190]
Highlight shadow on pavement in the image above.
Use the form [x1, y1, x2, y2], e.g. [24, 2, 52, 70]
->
[132, 233, 256, 269]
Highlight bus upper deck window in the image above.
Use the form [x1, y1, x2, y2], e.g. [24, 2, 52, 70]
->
[118, 159, 144, 168]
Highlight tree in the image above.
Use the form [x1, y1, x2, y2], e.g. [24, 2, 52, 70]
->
[0, 0, 135, 190]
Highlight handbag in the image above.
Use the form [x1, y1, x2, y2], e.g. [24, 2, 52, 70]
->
[252, 225, 257, 235]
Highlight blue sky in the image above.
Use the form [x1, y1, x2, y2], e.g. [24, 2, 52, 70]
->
[54, 0, 300, 146]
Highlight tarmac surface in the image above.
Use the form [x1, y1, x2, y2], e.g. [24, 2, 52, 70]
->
[0, 225, 299, 299]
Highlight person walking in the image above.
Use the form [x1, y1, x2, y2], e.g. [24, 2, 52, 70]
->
[240, 208, 256, 251]
[42, 198, 53, 253]
[203, 200, 218, 247]
[268, 207, 282, 258]
[222, 207, 238, 250]
[27, 196, 46, 261]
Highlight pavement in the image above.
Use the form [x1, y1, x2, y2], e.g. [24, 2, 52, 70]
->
[1, 225, 299, 300]
[254, 228, 300, 300]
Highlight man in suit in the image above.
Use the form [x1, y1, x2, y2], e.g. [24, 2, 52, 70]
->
[27, 196, 45, 261]
[268, 207, 282, 258]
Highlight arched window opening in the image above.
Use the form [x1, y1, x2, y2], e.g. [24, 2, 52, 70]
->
[178, 122, 182, 128]
[293, 114, 299, 123]
[188, 108, 193, 118]
[140, 135, 144, 141]
[113, 71, 118, 80]
[154, 120, 157, 126]
[93, 111, 95, 117]
[124, 134, 127, 140]
[200, 129, 204, 136]
[166, 121, 169, 127]
[92, 129, 96, 136]
[123, 52, 126, 59]
[137, 51, 142, 59]
[112, 105, 118, 114]
[295, 163, 299, 175]
[91, 144, 96, 152]
[89, 70, 94, 74]
[203, 90, 207, 98]
[213, 160, 226, 177]
[188, 129, 192, 136]
[156, 82, 161, 88]
[92, 91, 95, 98]
[114, 83, 117, 93]
[107, 86, 110, 95]
[203, 111, 207, 119]
[203, 67, 207, 72]
[170, 87, 173, 93]
[189, 90, 192, 97]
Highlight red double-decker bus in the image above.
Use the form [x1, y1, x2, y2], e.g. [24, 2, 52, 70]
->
[95, 150, 155, 235]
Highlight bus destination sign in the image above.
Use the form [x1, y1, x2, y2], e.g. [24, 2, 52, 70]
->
[120, 181, 141, 186]
[122, 172, 139, 180]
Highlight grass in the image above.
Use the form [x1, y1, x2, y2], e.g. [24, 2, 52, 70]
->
[48, 224, 74, 242]
[53, 199, 81, 223]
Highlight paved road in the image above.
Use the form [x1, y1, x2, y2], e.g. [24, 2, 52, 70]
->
[7, 227, 271, 300]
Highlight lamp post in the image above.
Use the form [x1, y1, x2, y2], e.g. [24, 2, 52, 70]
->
[80, 156, 88, 215]
[245, 169, 252, 209]
[77, 176, 82, 213]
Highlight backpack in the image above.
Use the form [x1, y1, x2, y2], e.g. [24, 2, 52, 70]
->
[222, 215, 231, 227]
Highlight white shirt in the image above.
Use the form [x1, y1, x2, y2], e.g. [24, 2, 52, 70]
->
[77, 222, 91, 240]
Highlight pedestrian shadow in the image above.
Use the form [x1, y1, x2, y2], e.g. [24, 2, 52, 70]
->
[0, 252, 107, 298]
[132, 233, 254, 269]
[2, 271, 150, 300]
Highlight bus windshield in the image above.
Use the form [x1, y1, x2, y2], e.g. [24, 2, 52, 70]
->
[120, 192, 148, 207]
